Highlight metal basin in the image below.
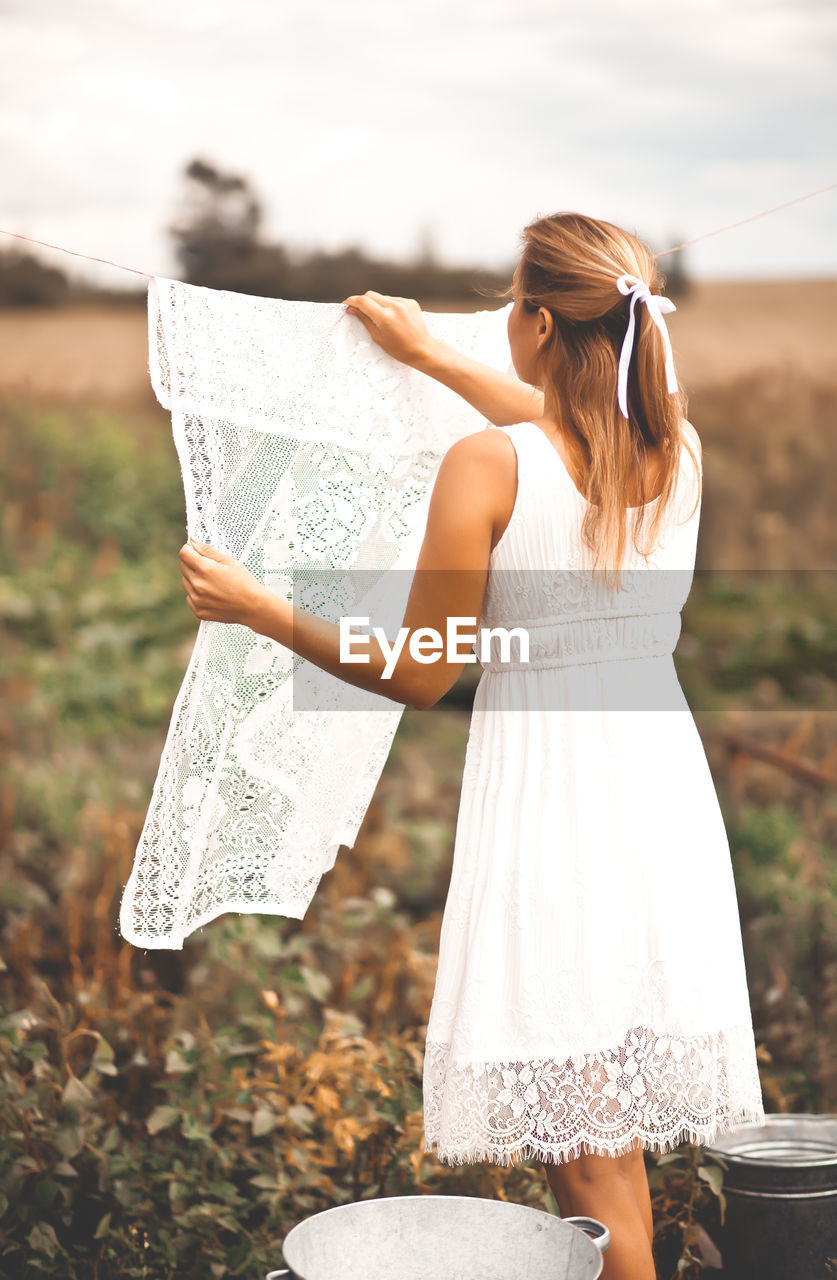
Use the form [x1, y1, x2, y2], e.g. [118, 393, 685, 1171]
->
[265, 1194, 610, 1279]
[706, 1113, 837, 1280]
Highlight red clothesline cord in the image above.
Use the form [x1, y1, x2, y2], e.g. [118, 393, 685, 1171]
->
[1, 180, 835, 282]
[651, 181, 837, 258]
[0, 228, 153, 278]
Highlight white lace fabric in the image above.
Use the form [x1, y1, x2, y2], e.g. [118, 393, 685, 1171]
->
[119, 278, 511, 950]
[424, 1023, 765, 1166]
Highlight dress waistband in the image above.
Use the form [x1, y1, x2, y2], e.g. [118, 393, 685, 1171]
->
[478, 609, 683, 672]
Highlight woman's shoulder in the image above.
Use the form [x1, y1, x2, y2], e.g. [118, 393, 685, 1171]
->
[445, 423, 520, 460]
[439, 424, 520, 482]
[437, 427, 519, 548]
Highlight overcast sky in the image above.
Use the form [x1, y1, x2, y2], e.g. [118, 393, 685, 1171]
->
[2, 0, 835, 288]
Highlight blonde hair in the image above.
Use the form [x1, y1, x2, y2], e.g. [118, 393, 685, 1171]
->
[513, 211, 701, 588]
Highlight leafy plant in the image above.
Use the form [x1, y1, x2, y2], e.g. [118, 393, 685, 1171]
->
[2, 400, 835, 1278]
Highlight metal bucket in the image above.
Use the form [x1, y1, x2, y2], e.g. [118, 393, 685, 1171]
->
[264, 1194, 610, 1279]
[706, 1113, 837, 1280]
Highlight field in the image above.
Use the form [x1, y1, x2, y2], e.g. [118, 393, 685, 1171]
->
[1, 279, 836, 404]
[0, 280, 835, 1278]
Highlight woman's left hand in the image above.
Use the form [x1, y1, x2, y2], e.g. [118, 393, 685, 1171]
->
[178, 539, 266, 626]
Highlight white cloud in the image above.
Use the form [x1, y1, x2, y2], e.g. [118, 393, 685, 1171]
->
[1, 0, 834, 285]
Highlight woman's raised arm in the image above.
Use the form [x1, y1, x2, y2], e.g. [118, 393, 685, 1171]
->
[343, 291, 544, 427]
[178, 429, 516, 711]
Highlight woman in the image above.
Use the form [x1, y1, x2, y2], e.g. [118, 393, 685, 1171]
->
[179, 212, 766, 1280]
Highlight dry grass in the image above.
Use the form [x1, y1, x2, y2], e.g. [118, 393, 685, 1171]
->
[0, 278, 835, 406]
[0, 304, 154, 407]
[668, 278, 837, 386]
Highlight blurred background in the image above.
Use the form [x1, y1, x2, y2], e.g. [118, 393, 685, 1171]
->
[1, 1, 835, 1277]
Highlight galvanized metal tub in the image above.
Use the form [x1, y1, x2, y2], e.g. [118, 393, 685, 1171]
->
[706, 1113, 837, 1280]
[264, 1194, 610, 1280]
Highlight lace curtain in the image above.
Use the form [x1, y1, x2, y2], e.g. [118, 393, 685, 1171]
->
[119, 278, 512, 949]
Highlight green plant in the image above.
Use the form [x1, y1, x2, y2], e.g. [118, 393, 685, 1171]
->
[2, 399, 834, 1278]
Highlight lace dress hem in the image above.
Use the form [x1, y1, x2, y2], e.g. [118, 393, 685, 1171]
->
[424, 1104, 769, 1168]
[423, 1023, 766, 1167]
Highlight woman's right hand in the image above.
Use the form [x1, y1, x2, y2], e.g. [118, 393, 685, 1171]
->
[345, 290, 544, 427]
[342, 291, 439, 369]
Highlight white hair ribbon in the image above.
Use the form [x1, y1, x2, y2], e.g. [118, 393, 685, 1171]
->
[615, 273, 678, 419]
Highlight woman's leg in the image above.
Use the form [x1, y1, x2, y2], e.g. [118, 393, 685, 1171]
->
[630, 1144, 654, 1247]
[543, 1140, 657, 1280]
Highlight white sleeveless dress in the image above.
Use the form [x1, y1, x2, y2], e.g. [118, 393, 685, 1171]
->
[423, 420, 766, 1166]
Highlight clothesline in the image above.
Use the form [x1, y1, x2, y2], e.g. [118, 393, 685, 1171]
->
[0, 180, 835, 285]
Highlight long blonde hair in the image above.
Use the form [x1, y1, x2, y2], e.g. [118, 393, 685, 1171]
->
[514, 212, 701, 588]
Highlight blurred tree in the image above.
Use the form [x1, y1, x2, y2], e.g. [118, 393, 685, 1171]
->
[170, 157, 279, 286]
[0, 250, 70, 306]
[415, 223, 440, 272]
[167, 155, 511, 303]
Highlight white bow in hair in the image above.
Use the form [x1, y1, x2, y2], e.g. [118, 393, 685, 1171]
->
[616, 273, 678, 419]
